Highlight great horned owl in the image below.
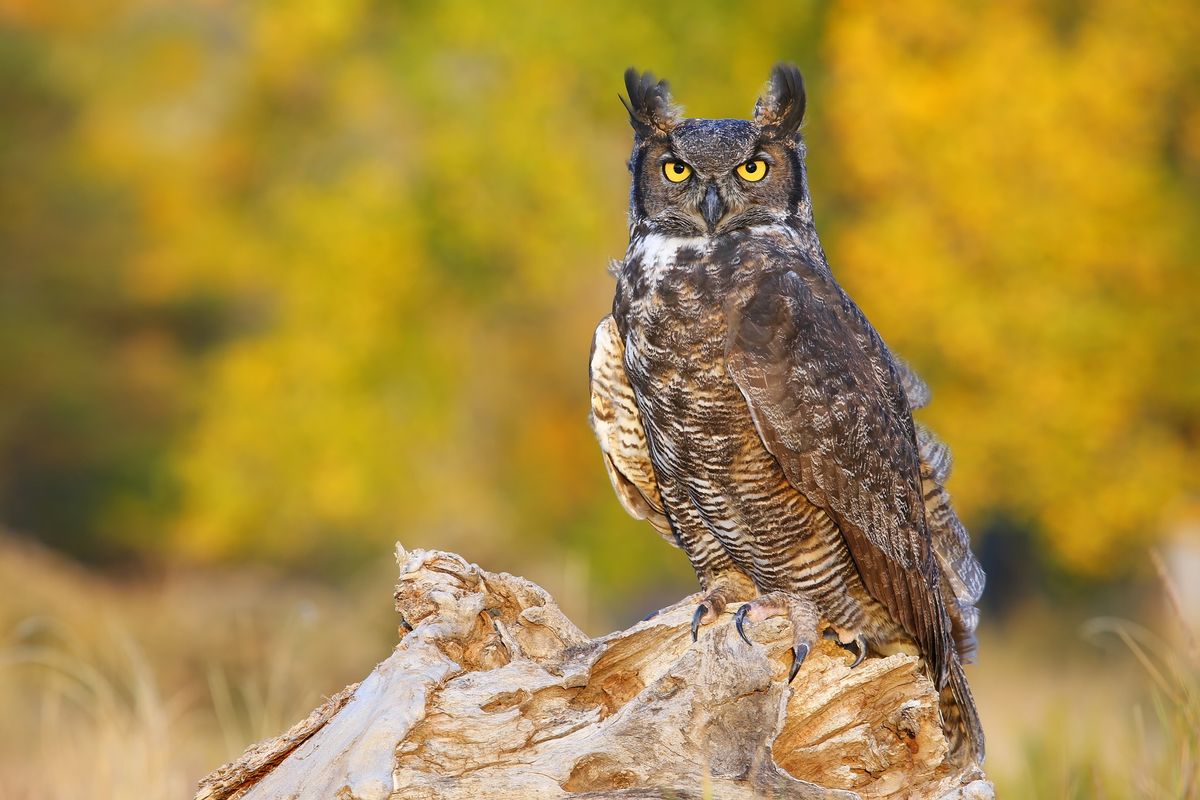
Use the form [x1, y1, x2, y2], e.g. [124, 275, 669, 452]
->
[589, 64, 986, 763]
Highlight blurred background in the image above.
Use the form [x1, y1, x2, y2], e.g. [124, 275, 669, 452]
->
[1, 0, 1197, 797]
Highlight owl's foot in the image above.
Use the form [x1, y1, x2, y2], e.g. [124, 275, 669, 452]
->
[732, 591, 820, 683]
[690, 574, 757, 642]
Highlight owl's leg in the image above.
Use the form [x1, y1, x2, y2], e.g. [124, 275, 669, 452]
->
[732, 591, 820, 683]
[690, 570, 757, 642]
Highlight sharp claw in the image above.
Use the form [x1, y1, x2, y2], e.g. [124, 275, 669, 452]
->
[691, 604, 706, 642]
[733, 604, 753, 645]
[789, 643, 810, 683]
[849, 634, 868, 669]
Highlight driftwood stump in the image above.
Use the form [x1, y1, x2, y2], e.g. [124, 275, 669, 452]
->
[196, 545, 992, 800]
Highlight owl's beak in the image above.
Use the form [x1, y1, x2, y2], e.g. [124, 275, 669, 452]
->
[701, 183, 725, 233]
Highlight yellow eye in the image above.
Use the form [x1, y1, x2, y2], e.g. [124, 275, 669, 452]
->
[736, 159, 769, 182]
[663, 161, 692, 183]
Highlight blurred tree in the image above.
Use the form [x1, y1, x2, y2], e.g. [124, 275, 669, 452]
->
[820, 0, 1200, 576]
[0, 0, 1196, 616]
[0, 16, 227, 559]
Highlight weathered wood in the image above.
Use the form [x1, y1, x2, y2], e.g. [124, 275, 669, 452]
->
[196, 544, 992, 800]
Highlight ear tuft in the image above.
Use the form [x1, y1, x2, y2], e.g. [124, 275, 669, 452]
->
[621, 68, 680, 138]
[753, 63, 806, 139]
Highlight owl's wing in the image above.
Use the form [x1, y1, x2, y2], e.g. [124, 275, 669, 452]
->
[589, 315, 676, 546]
[893, 356, 931, 410]
[915, 424, 985, 662]
[724, 266, 955, 687]
[895, 356, 985, 663]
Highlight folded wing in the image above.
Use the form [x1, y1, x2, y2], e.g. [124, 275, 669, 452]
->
[724, 265, 955, 686]
[589, 315, 675, 545]
[893, 358, 986, 664]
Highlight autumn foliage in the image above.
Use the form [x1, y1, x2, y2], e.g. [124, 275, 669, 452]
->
[1, 0, 1197, 597]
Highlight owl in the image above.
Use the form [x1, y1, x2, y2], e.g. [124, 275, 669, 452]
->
[589, 64, 986, 763]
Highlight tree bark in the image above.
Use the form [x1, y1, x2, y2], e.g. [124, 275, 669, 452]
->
[196, 544, 993, 800]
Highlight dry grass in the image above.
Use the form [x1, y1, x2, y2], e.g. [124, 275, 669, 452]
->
[974, 553, 1199, 799]
[0, 536, 395, 800]
[0, 535, 1195, 798]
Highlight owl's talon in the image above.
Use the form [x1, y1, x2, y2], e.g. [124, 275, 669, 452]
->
[789, 643, 810, 683]
[690, 604, 707, 642]
[839, 634, 868, 668]
[733, 604, 753, 645]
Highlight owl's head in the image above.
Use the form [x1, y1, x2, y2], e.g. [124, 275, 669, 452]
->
[621, 64, 808, 237]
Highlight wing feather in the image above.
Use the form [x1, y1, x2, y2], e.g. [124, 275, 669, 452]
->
[589, 315, 676, 545]
[724, 264, 956, 686]
[917, 424, 985, 662]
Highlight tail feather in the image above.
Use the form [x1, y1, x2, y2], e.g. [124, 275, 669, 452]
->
[940, 656, 986, 765]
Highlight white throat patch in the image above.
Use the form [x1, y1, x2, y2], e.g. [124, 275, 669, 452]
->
[627, 233, 707, 287]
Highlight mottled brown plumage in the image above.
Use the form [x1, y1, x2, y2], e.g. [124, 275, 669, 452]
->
[589, 64, 985, 763]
